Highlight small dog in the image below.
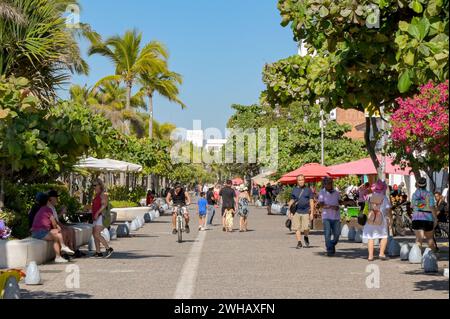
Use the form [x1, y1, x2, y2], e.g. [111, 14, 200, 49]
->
[224, 209, 234, 232]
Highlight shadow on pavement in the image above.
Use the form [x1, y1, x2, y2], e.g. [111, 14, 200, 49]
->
[108, 252, 173, 259]
[130, 234, 159, 238]
[148, 220, 171, 224]
[20, 289, 92, 299]
[313, 247, 368, 260]
[413, 279, 449, 292]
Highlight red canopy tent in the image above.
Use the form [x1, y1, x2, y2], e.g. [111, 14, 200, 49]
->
[278, 163, 330, 184]
[328, 157, 412, 176]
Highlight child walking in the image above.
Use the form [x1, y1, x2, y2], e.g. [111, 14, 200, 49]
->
[198, 192, 208, 231]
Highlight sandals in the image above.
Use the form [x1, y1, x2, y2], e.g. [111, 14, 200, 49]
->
[368, 257, 374, 262]
[379, 255, 389, 261]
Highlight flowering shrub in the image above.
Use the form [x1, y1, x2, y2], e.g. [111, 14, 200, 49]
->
[388, 80, 449, 174]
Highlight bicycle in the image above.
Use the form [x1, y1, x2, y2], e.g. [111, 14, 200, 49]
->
[173, 204, 188, 243]
[435, 221, 449, 239]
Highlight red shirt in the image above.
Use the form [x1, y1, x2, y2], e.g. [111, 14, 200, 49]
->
[92, 194, 102, 220]
[146, 194, 155, 206]
[31, 206, 53, 232]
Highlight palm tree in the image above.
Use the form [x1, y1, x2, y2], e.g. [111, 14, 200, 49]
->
[0, 0, 93, 103]
[139, 68, 186, 139]
[69, 81, 147, 137]
[88, 30, 167, 113]
[0, 0, 25, 24]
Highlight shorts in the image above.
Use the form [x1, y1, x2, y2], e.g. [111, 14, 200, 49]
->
[172, 206, 188, 215]
[412, 220, 434, 232]
[32, 229, 50, 240]
[222, 207, 235, 216]
[291, 213, 310, 232]
[93, 215, 103, 227]
[199, 211, 207, 217]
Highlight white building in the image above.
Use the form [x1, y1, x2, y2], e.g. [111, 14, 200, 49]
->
[205, 139, 227, 152]
[186, 130, 204, 148]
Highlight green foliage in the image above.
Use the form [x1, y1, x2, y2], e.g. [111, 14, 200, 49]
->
[277, 0, 449, 104]
[226, 102, 368, 179]
[0, 76, 115, 183]
[107, 185, 146, 203]
[2, 182, 81, 239]
[0, 0, 92, 103]
[334, 176, 361, 192]
[278, 185, 294, 204]
[110, 200, 139, 208]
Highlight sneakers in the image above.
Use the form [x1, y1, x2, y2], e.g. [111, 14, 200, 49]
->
[185, 225, 190, 234]
[296, 241, 303, 249]
[198, 226, 202, 231]
[93, 252, 103, 258]
[222, 227, 226, 232]
[54, 256, 68, 263]
[61, 245, 75, 256]
[304, 236, 310, 248]
[172, 229, 178, 235]
[104, 248, 114, 259]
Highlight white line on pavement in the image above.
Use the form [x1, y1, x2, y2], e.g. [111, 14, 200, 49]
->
[173, 230, 207, 299]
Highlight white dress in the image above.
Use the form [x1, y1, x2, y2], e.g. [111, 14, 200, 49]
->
[363, 195, 391, 240]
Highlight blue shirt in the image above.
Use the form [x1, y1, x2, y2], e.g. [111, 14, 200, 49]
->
[291, 186, 313, 214]
[198, 198, 208, 213]
[412, 189, 436, 222]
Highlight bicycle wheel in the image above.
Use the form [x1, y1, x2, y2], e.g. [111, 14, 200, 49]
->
[177, 217, 183, 243]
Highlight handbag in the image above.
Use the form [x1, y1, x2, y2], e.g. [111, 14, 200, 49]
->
[358, 201, 368, 226]
[289, 188, 306, 214]
[285, 218, 292, 230]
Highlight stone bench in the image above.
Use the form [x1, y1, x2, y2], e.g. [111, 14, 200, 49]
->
[111, 207, 155, 222]
[0, 223, 93, 269]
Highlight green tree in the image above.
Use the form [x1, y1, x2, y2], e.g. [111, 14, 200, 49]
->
[0, 0, 97, 103]
[275, 0, 449, 170]
[88, 29, 167, 117]
[139, 68, 186, 139]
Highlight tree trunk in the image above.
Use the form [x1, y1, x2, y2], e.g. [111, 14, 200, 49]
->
[0, 161, 5, 210]
[364, 117, 380, 171]
[148, 93, 154, 139]
[124, 82, 132, 134]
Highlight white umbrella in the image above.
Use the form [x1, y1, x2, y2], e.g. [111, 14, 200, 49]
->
[75, 157, 142, 172]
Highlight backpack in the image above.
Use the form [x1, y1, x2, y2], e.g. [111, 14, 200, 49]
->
[102, 202, 112, 228]
[367, 194, 384, 226]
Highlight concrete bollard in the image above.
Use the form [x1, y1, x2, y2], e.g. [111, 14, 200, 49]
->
[421, 248, 432, 268]
[130, 219, 138, 231]
[409, 244, 422, 264]
[25, 261, 41, 285]
[144, 212, 152, 223]
[354, 230, 363, 243]
[109, 227, 117, 240]
[444, 268, 449, 278]
[388, 237, 401, 257]
[347, 227, 356, 241]
[88, 235, 95, 251]
[116, 224, 129, 237]
[423, 250, 438, 273]
[341, 224, 349, 238]
[400, 243, 410, 260]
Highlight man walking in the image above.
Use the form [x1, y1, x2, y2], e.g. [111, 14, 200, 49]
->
[318, 177, 342, 256]
[288, 175, 315, 249]
[206, 187, 216, 227]
[266, 183, 274, 215]
[219, 180, 237, 232]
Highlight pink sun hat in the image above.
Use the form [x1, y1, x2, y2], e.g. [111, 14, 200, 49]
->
[371, 180, 387, 193]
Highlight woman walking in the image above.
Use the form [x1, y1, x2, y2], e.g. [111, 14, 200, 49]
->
[363, 180, 393, 262]
[411, 177, 438, 252]
[238, 185, 251, 232]
[91, 179, 114, 258]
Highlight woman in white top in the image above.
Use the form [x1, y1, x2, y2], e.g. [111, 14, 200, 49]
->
[363, 180, 393, 262]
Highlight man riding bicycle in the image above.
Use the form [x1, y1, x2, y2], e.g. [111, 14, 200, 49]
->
[166, 183, 191, 235]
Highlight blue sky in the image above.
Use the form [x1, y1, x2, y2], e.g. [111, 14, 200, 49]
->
[69, 0, 298, 134]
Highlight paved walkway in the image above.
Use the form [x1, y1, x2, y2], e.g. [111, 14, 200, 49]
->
[20, 205, 449, 299]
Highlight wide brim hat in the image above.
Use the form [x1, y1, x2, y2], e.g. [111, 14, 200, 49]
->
[417, 177, 427, 188]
